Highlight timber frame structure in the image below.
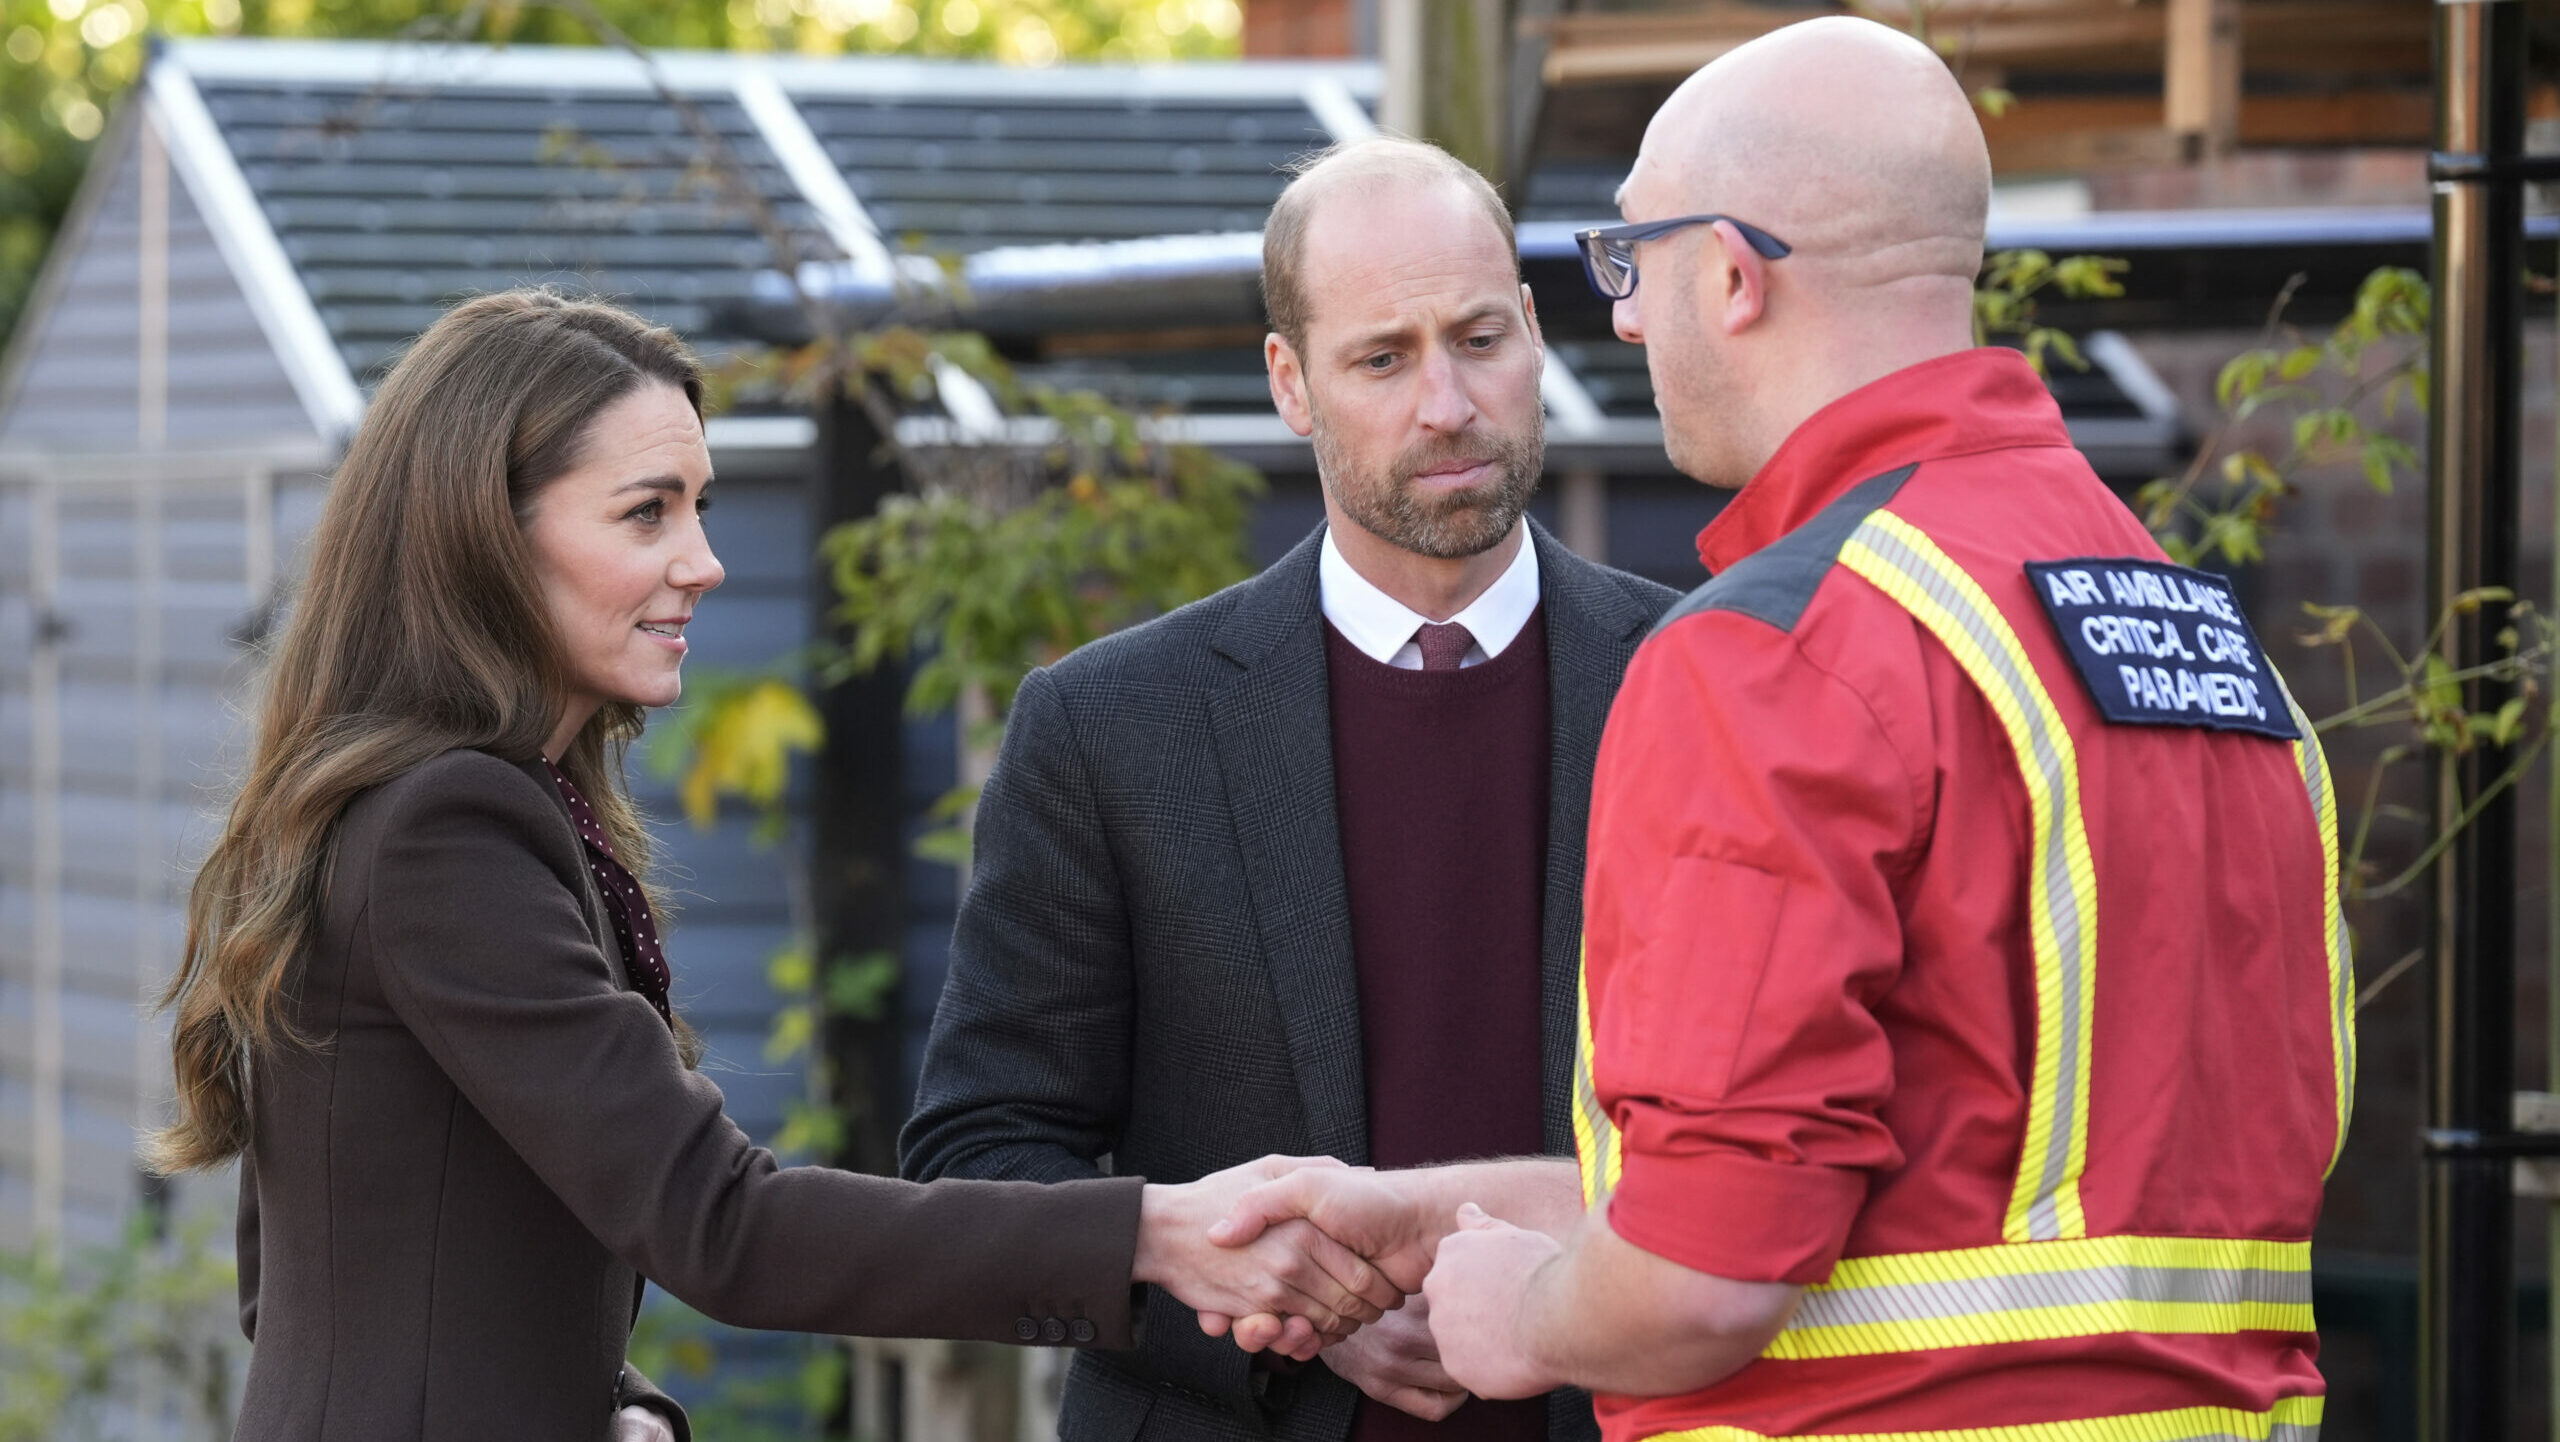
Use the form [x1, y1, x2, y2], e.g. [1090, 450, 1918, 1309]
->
[1506, 0, 2430, 188]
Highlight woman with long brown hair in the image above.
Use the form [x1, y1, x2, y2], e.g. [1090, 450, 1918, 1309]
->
[150, 289, 1397, 1442]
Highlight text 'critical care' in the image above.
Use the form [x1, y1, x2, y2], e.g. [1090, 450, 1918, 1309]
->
[2022, 558, 2299, 742]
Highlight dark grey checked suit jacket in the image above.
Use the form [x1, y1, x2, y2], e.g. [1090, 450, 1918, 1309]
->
[900, 521, 1677, 1442]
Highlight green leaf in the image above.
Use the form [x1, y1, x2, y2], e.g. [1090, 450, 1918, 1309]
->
[763, 1002, 815, 1064]
[2216, 350, 2272, 412]
[2361, 444, 2395, 495]
[823, 951, 900, 1021]
[2300, 601, 2362, 645]
[912, 823, 975, 867]
[2424, 651, 2462, 712]
[2494, 696, 2531, 745]
[765, 939, 813, 994]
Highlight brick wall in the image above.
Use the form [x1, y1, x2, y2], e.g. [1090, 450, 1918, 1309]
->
[1243, 0, 1354, 57]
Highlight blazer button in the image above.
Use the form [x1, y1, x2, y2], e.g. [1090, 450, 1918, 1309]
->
[1041, 1317, 1069, 1344]
[1069, 1319, 1097, 1344]
[1014, 1317, 1040, 1342]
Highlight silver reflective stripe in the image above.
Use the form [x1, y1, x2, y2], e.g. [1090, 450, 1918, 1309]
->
[1849, 516, 2092, 1241]
[1790, 1261, 2312, 1330]
[2276, 678, 2356, 1174]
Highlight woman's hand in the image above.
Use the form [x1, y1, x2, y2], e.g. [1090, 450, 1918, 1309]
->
[613, 1404, 679, 1442]
[1132, 1155, 1404, 1348]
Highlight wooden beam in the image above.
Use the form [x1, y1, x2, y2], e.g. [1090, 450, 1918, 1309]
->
[2165, 0, 2242, 157]
[1977, 89, 2432, 172]
[1537, 0, 2429, 89]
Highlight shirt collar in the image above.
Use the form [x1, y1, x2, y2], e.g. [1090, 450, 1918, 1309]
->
[1319, 524, 1543, 668]
[1694, 347, 2074, 576]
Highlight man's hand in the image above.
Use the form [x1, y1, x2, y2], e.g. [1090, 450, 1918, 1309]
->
[1423, 1204, 1566, 1400]
[1209, 1165, 1440, 1291]
[1319, 1289, 1469, 1421]
[1134, 1155, 1403, 1356]
[612, 1405, 678, 1442]
[1427, 1201, 1802, 1399]
[1203, 1157, 1581, 1354]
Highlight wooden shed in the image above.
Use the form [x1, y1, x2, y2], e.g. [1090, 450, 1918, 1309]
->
[0, 35, 1382, 1252]
[0, 35, 2196, 1264]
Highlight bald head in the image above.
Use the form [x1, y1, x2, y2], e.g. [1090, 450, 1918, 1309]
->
[1610, 19, 1992, 489]
[1627, 17, 1990, 296]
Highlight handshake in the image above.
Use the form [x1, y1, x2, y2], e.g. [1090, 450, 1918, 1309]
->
[1128, 1155, 1580, 1418]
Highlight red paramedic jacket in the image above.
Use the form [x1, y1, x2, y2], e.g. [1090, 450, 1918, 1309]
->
[1577, 348, 2350, 1441]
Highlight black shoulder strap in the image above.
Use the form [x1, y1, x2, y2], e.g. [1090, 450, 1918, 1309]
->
[1650, 464, 1920, 641]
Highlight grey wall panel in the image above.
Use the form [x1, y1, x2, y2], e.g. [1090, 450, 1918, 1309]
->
[695, 476, 814, 591]
[0, 1173, 26, 1251]
[689, 1027, 802, 1134]
[274, 472, 328, 541]
[0, 595, 28, 669]
[0, 1077, 147, 1216]
[3, 134, 144, 448]
[49, 889, 182, 1000]
[0, 986, 139, 1107]
[637, 813, 793, 913]
[18, 349, 319, 395]
[5, 696, 257, 799]
[0, 879, 25, 967]
[0, 777, 28, 883]
[0, 115, 319, 455]
[660, 594, 803, 676]
[0, 127, 144, 450]
[52, 595, 247, 671]
[655, 919, 792, 1028]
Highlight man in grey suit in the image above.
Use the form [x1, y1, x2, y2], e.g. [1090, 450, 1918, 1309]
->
[901, 137, 1677, 1442]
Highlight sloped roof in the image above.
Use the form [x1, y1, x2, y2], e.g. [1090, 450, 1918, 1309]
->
[155, 38, 1376, 398]
[9, 37, 2190, 475]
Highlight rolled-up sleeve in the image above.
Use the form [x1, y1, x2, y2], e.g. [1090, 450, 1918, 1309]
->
[1583, 613, 1922, 1285]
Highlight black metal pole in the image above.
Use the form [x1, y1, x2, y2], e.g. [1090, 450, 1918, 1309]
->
[2421, 3, 2527, 1438]
[812, 387, 912, 1180]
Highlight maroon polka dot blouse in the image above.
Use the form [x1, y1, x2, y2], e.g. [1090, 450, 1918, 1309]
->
[542, 760, 674, 1029]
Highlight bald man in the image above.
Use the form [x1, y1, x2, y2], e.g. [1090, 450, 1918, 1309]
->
[1211, 16, 2350, 1439]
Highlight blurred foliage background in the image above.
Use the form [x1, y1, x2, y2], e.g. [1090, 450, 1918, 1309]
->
[0, 0, 1245, 350]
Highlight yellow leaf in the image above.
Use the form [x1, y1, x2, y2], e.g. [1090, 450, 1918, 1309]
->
[680, 678, 825, 828]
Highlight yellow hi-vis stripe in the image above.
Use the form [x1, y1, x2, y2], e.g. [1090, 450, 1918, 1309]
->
[2273, 677, 2356, 1177]
[1839, 511, 2098, 1243]
[1763, 1234, 2315, 1360]
[1642, 1393, 2322, 1442]
[1572, 951, 1623, 1210]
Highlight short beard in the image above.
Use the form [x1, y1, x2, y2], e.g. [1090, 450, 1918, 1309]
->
[1312, 405, 1544, 560]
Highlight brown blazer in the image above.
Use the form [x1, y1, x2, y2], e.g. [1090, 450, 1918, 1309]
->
[233, 749, 1143, 1442]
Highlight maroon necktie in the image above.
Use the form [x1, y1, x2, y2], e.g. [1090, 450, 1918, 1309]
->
[542, 760, 674, 1029]
[1416, 621, 1475, 672]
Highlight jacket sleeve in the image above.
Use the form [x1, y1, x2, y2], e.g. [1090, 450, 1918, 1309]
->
[362, 749, 1144, 1345]
[1584, 614, 1924, 1286]
[615, 1362, 691, 1442]
[898, 669, 1260, 1419]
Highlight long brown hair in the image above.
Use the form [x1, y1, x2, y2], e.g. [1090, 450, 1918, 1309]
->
[151, 288, 707, 1174]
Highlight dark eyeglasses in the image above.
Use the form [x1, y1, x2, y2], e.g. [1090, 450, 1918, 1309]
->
[1574, 214, 1793, 300]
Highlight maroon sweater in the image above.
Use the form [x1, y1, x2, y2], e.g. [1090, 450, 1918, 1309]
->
[1324, 608, 1551, 1442]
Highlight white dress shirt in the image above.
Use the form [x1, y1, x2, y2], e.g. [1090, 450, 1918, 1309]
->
[1318, 525, 1542, 670]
